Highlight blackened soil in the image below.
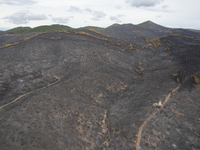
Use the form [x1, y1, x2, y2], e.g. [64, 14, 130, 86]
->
[0, 32, 41, 47]
[98, 24, 172, 46]
[0, 28, 200, 150]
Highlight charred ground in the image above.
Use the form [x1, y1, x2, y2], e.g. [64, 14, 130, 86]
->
[0, 23, 200, 150]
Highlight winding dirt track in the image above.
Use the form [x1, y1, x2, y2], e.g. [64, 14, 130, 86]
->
[136, 84, 181, 150]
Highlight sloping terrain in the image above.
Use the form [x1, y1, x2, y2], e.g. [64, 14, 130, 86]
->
[0, 24, 200, 150]
[139, 21, 170, 32]
[7, 25, 72, 34]
[0, 31, 6, 35]
[137, 21, 152, 27]
[98, 23, 172, 46]
[0, 32, 41, 47]
[6, 24, 104, 34]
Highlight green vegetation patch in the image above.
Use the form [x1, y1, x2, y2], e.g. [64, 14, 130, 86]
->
[7, 24, 72, 34]
[106, 23, 120, 28]
[137, 21, 151, 27]
[7, 27, 32, 34]
[77, 26, 105, 30]
[28, 24, 72, 33]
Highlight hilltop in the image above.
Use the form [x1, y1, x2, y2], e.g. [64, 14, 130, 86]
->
[138, 20, 170, 31]
[97, 23, 172, 46]
[0, 22, 200, 150]
[6, 21, 171, 34]
[6, 24, 118, 34]
[137, 20, 152, 27]
[6, 27, 32, 34]
[7, 24, 72, 34]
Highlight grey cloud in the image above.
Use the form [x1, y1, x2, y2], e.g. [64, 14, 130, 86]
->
[85, 8, 93, 13]
[145, 6, 172, 12]
[67, 7, 105, 21]
[110, 16, 122, 23]
[3, 11, 48, 25]
[110, 14, 125, 23]
[91, 11, 106, 21]
[52, 17, 70, 24]
[162, 5, 169, 9]
[0, 0, 36, 5]
[117, 14, 126, 17]
[115, 5, 122, 9]
[68, 6, 82, 13]
[126, 0, 164, 7]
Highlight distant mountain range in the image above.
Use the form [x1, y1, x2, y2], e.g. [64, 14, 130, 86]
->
[3, 21, 189, 34]
[6, 21, 200, 35]
[6, 24, 105, 34]
[6, 24, 72, 34]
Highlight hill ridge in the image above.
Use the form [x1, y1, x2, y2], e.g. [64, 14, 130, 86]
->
[5, 21, 167, 34]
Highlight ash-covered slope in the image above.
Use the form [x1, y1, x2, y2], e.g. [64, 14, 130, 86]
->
[0, 32, 41, 47]
[172, 28, 200, 37]
[98, 23, 172, 46]
[143, 21, 170, 32]
[0, 28, 200, 150]
[0, 31, 5, 35]
[159, 32, 200, 87]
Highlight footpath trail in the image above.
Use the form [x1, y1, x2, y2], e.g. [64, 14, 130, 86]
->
[136, 84, 181, 150]
[0, 74, 61, 110]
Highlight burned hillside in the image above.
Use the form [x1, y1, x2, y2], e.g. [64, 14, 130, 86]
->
[0, 24, 200, 150]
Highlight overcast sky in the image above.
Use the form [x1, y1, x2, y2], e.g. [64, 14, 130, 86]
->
[0, 0, 200, 30]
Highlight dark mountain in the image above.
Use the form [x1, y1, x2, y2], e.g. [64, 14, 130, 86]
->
[98, 23, 172, 46]
[0, 23, 200, 150]
[189, 28, 200, 33]
[172, 28, 200, 37]
[0, 32, 41, 47]
[141, 20, 171, 31]
[0, 31, 5, 35]
[137, 20, 152, 27]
